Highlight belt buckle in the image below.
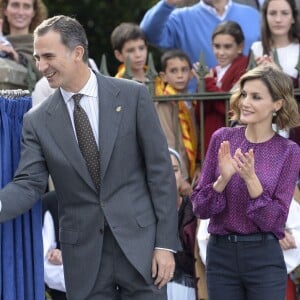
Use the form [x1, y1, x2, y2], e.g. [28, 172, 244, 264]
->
[228, 234, 238, 242]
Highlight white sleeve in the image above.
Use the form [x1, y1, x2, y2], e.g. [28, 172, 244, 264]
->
[197, 219, 210, 266]
[31, 77, 55, 107]
[42, 211, 66, 292]
[251, 41, 263, 57]
[283, 199, 300, 274]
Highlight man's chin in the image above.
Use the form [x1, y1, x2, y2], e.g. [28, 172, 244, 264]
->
[47, 79, 59, 89]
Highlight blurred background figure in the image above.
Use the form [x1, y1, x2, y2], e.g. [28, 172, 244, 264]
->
[251, 0, 300, 88]
[167, 148, 197, 300]
[42, 191, 67, 300]
[0, 0, 48, 89]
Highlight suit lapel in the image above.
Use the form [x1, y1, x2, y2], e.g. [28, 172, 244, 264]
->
[97, 75, 122, 180]
[46, 89, 96, 192]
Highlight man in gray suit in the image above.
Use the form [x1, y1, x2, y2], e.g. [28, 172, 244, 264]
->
[0, 15, 178, 300]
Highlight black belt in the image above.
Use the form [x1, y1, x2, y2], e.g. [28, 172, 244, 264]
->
[211, 233, 277, 243]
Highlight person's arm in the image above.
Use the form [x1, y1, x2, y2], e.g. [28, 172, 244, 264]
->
[136, 84, 177, 288]
[43, 211, 66, 292]
[281, 198, 300, 274]
[0, 113, 49, 222]
[246, 144, 300, 238]
[140, 0, 177, 48]
[191, 129, 229, 219]
[197, 219, 210, 265]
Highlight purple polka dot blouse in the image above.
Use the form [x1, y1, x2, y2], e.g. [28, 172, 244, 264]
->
[191, 126, 300, 239]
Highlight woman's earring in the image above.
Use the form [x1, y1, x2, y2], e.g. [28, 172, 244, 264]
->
[272, 110, 277, 117]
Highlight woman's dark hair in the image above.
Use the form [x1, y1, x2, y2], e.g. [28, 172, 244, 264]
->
[211, 20, 245, 45]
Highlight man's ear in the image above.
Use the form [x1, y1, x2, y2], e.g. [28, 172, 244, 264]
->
[74, 45, 85, 62]
[114, 50, 125, 63]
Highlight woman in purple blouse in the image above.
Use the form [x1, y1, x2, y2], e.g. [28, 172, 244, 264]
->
[191, 64, 300, 300]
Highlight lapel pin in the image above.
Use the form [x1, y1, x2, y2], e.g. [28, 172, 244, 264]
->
[116, 106, 122, 112]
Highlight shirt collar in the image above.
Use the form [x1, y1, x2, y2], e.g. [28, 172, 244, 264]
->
[60, 68, 97, 104]
[200, 0, 232, 20]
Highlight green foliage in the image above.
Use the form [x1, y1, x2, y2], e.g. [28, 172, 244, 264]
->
[43, 0, 155, 75]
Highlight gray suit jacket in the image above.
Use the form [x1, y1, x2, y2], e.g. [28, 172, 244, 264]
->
[0, 73, 178, 299]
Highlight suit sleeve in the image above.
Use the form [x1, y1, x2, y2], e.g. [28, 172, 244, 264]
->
[0, 113, 49, 222]
[136, 84, 178, 250]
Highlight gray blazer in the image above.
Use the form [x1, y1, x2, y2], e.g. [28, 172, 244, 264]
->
[0, 73, 178, 299]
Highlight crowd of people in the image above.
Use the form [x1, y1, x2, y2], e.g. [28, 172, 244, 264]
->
[0, 0, 300, 300]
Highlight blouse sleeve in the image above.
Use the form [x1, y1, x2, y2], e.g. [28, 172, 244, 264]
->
[247, 143, 300, 238]
[191, 129, 227, 219]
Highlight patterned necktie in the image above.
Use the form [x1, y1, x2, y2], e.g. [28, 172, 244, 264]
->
[73, 94, 100, 191]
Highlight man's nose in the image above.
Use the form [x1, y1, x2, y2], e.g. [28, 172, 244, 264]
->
[36, 59, 48, 73]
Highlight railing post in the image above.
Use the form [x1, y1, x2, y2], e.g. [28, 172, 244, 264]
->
[195, 52, 209, 93]
[99, 54, 110, 76]
[272, 48, 282, 70]
[194, 52, 208, 165]
[247, 50, 257, 71]
[145, 52, 158, 97]
[122, 56, 134, 80]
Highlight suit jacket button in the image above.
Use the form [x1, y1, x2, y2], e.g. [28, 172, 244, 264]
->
[99, 228, 104, 234]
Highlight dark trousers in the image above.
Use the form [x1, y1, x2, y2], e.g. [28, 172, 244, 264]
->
[88, 225, 167, 300]
[206, 234, 287, 300]
[47, 288, 67, 300]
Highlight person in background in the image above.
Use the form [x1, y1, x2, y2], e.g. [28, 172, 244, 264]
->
[111, 22, 149, 84]
[167, 147, 197, 300]
[251, 0, 300, 88]
[0, 0, 47, 84]
[42, 191, 67, 300]
[191, 64, 300, 300]
[155, 49, 199, 195]
[250, 0, 300, 177]
[0, 15, 178, 300]
[140, 0, 260, 92]
[280, 183, 300, 300]
[194, 20, 248, 153]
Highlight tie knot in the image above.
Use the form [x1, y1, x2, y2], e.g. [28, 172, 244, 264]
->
[73, 94, 83, 106]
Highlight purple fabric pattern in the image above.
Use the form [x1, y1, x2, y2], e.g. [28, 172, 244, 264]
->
[191, 126, 300, 239]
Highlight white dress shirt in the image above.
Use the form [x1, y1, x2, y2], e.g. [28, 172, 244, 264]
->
[60, 69, 99, 147]
[201, 0, 233, 21]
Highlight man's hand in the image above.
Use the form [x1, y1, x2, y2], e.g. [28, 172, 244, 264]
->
[0, 42, 19, 62]
[152, 249, 175, 289]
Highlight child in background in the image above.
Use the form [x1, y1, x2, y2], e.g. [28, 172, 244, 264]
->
[168, 147, 197, 300]
[194, 20, 248, 153]
[156, 49, 199, 193]
[111, 22, 148, 83]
